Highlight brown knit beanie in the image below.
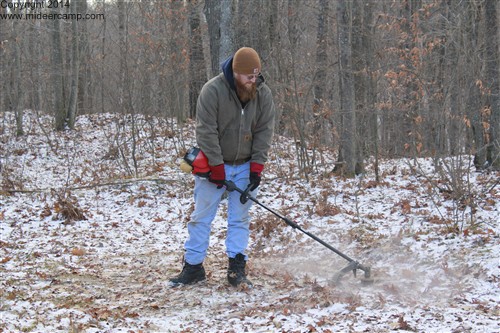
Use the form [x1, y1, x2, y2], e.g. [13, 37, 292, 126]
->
[232, 47, 261, 75]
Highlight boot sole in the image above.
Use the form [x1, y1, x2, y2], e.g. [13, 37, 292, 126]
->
[168, 276, 206, 288]
[228, 277, 253, 288]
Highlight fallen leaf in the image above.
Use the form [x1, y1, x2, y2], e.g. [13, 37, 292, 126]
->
[71, 248, 86, 256]
[1, 256, 12, 264]
[6, 291, 17, 300]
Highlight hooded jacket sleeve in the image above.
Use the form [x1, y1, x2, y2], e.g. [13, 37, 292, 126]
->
[251, 84, 275, 164]
[195, 78, 225, 166]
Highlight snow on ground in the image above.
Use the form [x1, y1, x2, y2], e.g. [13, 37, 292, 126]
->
[1, 111, 499, 333]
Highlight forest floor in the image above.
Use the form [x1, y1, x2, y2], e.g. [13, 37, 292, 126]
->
[1, 111, 499, 332]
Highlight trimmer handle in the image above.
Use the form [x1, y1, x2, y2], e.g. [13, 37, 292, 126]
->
[239, 185, 252, 204]
[223, 181, 251, 204]
[223, 180, 238, 193]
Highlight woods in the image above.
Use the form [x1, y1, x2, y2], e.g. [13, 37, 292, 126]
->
[1, 2, 499, 331]
[1, 0, 499, 171]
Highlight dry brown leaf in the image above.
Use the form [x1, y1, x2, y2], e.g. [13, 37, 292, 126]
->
[40, 205, 52, 218]
[1, 256, 12, 264]
[71, 248, 86, 256]
[401, 199, 411, 214]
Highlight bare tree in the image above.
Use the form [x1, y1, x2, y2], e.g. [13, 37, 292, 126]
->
[336, 0, 358, 176]
[313, 0, 329, 114]
[359, 1, 378, 178]
[67, 2, 80, 129]
[219, 0, 234, 60]
[28, 19, 43, 115]
[12, 6, 23, 136]
[203, 0, 221, 77]
[463, 1, 489, 170]
[77, 0, 91, 115]
[99, 0, 106, 115]
[484, 0, 500, 170]
[0, 2, 10, 116]
[51, 6, 66, 131]
[117, 0, 128, 113]
[188, 0, 205, 119]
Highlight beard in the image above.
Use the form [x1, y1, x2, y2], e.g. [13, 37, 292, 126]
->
[235, 78, 257, 103]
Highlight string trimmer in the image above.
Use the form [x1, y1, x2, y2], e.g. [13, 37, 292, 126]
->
[180, 147, 374, 285]
[228, 181, 373, 285]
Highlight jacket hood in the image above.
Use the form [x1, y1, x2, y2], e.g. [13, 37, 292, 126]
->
[221, 56, 236, 91]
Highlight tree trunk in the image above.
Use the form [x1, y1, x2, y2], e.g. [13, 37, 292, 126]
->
[67, 11, 79, 129]
[313, 0, 328, 112]
[309, 0, 329, 166]
[336, 0, 357, 176]
[351, 0, 367, 174]
[28, 20, 43, 114]
[0, 3, 8, 114]
[77, 0, 91, 115]
[51, 6, 66, 131]
[139, 0, 152, 116]
[468, 1, 488, 169]
[484, 0, 500, 169]
[235, 0, 249, 46]
[203, 0, 221, 77]
[117, 0, 128, 113]
[403, 0, 422, 157]
[12, 9, 23, 136]
[219, 0, 233, 61]
[188, 0, 205, 119]
[362, 1, 378, 179]
[100, 0, 106, 114]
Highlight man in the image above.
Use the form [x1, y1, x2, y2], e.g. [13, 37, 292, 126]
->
[170, 47, 275, 287]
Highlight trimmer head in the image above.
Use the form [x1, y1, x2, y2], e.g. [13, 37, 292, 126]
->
[359, 266, 375, 285]
[332, 261, 374, 285]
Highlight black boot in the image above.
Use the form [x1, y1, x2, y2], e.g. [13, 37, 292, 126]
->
[227, 253, 253, 287]
[169, 262, 206, 286]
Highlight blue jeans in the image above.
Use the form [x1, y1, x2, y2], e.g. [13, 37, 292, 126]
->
[184, 162, 257, 265]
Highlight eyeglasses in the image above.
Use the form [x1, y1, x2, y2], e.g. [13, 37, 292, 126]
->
[237, 73, 260, 82]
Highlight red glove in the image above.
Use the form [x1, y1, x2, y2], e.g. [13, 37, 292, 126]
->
[209, 164, 225, 188]
[249, 162, 264, 191]
[250, 162, 264, 176]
